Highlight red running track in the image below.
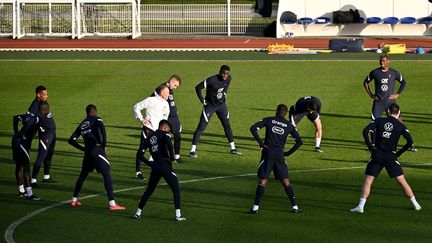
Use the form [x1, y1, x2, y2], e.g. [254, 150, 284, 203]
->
[0, 38, 431, 49]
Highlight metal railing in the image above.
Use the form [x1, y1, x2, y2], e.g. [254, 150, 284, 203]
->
[0, 0, 273, 39]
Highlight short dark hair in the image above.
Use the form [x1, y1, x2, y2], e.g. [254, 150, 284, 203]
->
[159, 119, 172, 131]
[169, 74, 182, 85]
[220, 65, 230, 73]
[39, 101, 49, 111]
[86, 104, 97, 115]
[276, 104, 288, 117]
[388, 104, 400, 115]
[35, 85, 46, 94]
[156, 84, 169, 95]
[307, 100, 317, 112]
[380, 54, 389, 60]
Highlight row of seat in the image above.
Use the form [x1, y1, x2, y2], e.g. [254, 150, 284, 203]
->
[280, 23, 432, 37]
[282, 17, 432, 25]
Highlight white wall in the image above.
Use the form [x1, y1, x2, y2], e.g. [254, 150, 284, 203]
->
[277, 0, 432, 38]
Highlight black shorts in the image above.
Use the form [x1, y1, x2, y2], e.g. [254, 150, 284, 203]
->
[371, 99, 396, 120]
[257, 156, 289, 179]
[12, 136, 31, 165]
[289, 106, 320, 126]
[365, 150, 403, 178]
[83, 147, 111, 173]
[168, 116, 182, 134]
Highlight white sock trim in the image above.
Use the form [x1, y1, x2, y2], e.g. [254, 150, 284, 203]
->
[109, 200, 116, 206]
[191, 145, 196, 152]
[315, 138, 321, 148]
[136, 208, 142, 216]
[174, 154, 180, 160]
[252, 205, 259, 211]
[19, 185, 25, 193]
[176, 209, 181, 218]
[43, 174, 50, 180]
[31, 178, 37, 184]
[229, 142, 236, 150]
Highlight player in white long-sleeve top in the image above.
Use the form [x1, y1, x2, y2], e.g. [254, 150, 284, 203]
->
[133, 85, 170, 179]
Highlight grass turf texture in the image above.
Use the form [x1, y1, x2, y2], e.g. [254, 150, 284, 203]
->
[0, 52, 431, 242]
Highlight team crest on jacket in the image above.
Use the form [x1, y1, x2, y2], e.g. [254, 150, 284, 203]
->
[384, 122, 394, 131]
[169, 94, 173, 100]
[150, 136, 158, 145]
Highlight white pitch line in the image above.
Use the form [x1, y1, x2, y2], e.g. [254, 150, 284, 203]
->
[0, 59, 430, 62]
[4, 163, 430, 243]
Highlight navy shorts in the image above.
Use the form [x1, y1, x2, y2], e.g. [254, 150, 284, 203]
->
[365, 150, 403, 178]
[257, 156, 289, 179]
[289, 106, 320, 126]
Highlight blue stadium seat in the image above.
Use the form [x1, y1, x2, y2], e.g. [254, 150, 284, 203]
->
[298, 17, 313, 25]
[383, 17, 399, 24]
[315, 17, 331, 24]
[418, 17, 432, 24]
[366, 17, 382, 23]
[400, 17, 416, 24]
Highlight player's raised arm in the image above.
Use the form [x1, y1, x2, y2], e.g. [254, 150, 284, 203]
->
[284, 129, 302, 157]
[195, 80, 206, 104]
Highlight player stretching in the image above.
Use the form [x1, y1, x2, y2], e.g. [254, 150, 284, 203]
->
[289, 96, 323, 152]
[12, 102, 50, 200]
[134, 120, 185, 221]
[68, 104, 125, 210]
[351, 104, 421, 213]
[249, 104, 303, 214]
[190, 65, 241, 158]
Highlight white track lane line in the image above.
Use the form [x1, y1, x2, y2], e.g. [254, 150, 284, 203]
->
[6, 163, 432, 243]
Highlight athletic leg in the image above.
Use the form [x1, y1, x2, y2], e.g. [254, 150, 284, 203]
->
[42, 136, 55, 180]
[191, 106, 214, 146]
[395, 175, 421, 210]
[138, 171, 162, 209]
[164, 170, 181, 210]
[253, 178, 268, 210]
[72, 159, 91, 198]
[31, 139, 50, 183]
[281, 178, 298, 208]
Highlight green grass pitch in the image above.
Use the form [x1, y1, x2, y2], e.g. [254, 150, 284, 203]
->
[0, 51, 431, 242]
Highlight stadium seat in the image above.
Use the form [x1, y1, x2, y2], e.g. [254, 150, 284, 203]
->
[366, 17, 382, 24]
[315, 17, 331, 24]
[298, 17, 313, 25]
[400, 17, 416, 24]
[418, 17, 432, 24]
[383, 17, 399, 24]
